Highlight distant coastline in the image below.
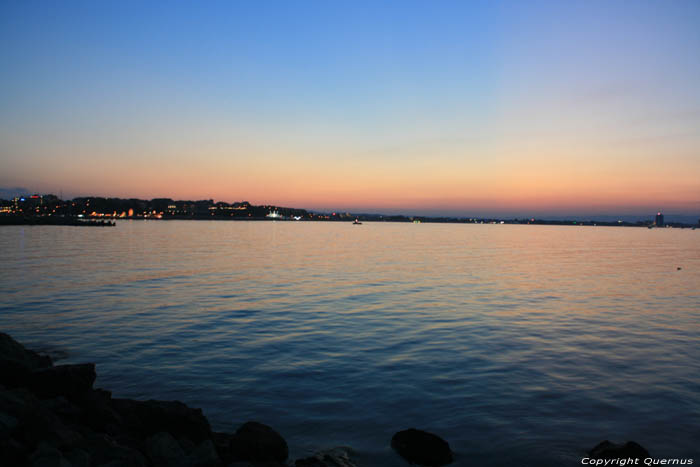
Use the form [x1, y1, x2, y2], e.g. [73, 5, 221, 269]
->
[1, 194, 698, 228]
[2, 214, 699, 229]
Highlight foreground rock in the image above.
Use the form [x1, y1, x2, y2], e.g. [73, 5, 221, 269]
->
[111, 398, 213, 443]
[295, 447, 357, 467]
[229, 421, 288, 464]
[0, 332, 293, 467]
[391, 428, 453, 466]
[28, 363, 97, 400]
[0, 332, 53, 388]
[589, 440, 650, 459]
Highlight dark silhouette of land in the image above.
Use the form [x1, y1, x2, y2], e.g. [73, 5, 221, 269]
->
[1, 193, 698, 228]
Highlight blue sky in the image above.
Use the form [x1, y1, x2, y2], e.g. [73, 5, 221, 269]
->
[1, 1, 699, 219]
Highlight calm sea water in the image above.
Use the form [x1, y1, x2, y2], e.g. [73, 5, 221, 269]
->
[1, 221, 699, 466]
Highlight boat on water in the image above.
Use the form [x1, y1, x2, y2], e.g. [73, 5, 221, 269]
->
[352, 219, 362, 225]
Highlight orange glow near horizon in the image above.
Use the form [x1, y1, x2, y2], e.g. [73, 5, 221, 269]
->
[6, 103, 698, 217]
[18, 154, 696, 216]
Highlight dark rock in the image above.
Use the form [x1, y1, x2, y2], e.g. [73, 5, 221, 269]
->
[391, 428, 453, 466]
[111, 399, 213, 443]
[42, 423, 85, 450]
[40, 395, 83, 420]
[65, 448, 91, 467]
[1, 358, 37, 390]
[0, 410, 19, 436]
[99, 461, 141, 467]
[79, 432, 148, 467]
[1, 334, 233, 467]
[0, 386, 41, 418]
[107, 431, 143, 455]
[11, 391, 70, 448]
[0, 333, 52, 368]
[212, 431, 234, 464]
[79, 388, 113, 410]
[108, 442, 150, 467]
[2, 386, 91, 453]
[30, 441, 72, 467]
[0, 436, 29, 466]
[589, 440, 650, 459]
[190, 438, 222, 467]
[295, 447, 357, 467]
[0, 332, 52, 388]
[80, 391, 125, 434]
[95, 388, 113, 399]
[179, 436, 197, 454]
[145, 431, 186, 466]
[229, 421, 288, 463]
[28, 363, 97, 400]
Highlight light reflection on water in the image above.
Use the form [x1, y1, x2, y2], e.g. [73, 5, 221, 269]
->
[1, 221, 699, 466]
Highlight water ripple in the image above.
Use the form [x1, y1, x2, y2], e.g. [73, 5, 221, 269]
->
[1, 222, 699, 466]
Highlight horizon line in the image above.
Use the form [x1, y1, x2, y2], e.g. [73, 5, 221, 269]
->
[3, 190, 699, 223]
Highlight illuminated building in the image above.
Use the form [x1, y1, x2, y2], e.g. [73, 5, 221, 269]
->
[655, 212, 664, 227]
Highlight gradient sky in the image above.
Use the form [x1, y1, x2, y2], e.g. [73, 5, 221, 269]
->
[1, 0, 699, 218]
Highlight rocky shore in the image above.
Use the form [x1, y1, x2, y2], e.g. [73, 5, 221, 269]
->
[1, 332, 651, 467]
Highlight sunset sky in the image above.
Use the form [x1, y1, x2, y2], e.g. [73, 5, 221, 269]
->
[1, 1, 699, 218]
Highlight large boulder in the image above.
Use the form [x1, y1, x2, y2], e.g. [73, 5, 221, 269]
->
[110, 399, 212, 443]
[27, 364, 96, 400]
[589, 440, 649, 459]
[229, 421, 288, 463]
[0, 333, 52, 388]
[391, 428, 453, 466]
